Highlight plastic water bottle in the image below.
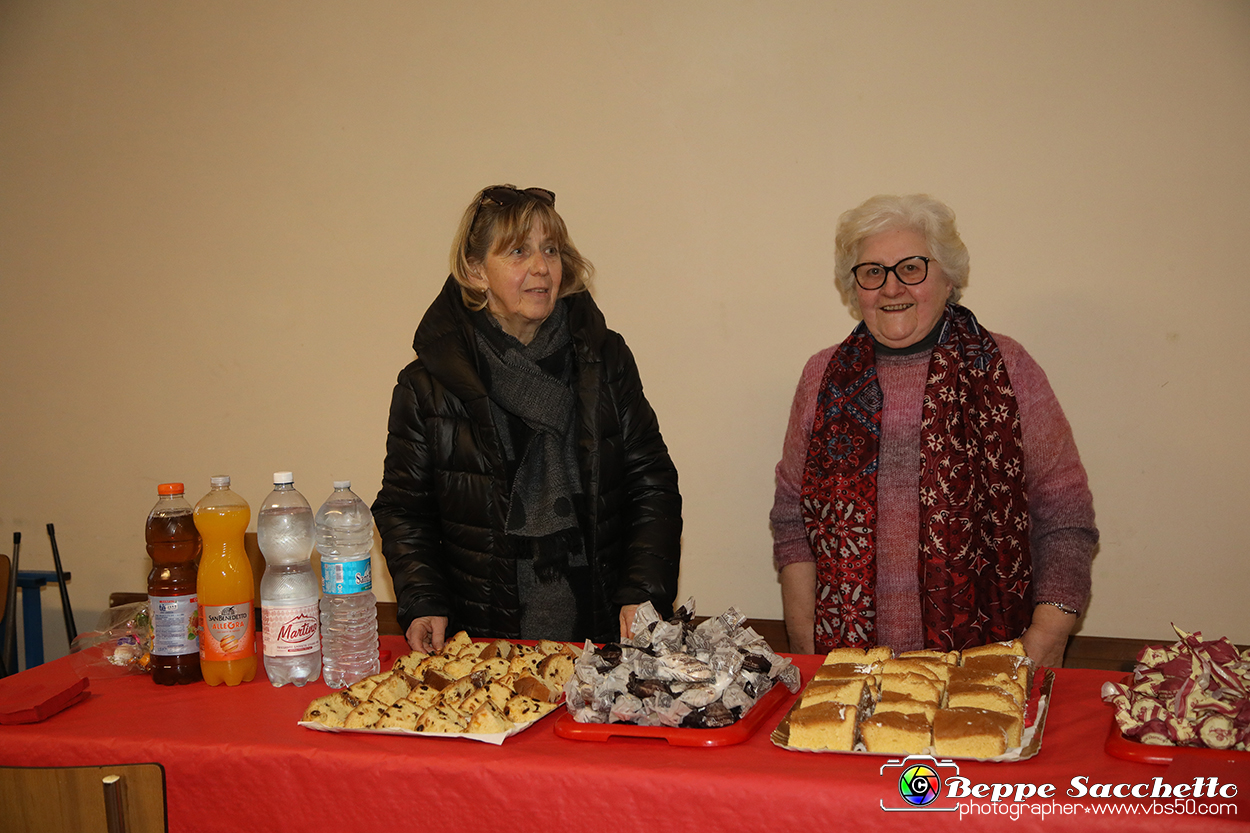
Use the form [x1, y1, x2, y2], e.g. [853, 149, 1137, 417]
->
[316, 480, 379, 689]
[258, 472, 321, 687]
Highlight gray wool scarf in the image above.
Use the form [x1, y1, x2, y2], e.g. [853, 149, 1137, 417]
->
[473, 302, 582, 540]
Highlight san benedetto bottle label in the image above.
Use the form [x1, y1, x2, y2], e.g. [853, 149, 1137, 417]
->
[199, 602, 256, 661]
[262, 598, 320, 657]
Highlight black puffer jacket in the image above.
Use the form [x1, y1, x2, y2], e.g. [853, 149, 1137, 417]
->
[373, 277, 682, 643]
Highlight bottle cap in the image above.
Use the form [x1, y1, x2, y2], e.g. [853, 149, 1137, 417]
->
[273, 471, 294, 485]
[210, 475, 231, 488]
[333, 480, 351, 489]
[157, 483, 184, 496]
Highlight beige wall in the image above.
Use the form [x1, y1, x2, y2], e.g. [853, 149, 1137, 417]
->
[2, 1, 1247, 665]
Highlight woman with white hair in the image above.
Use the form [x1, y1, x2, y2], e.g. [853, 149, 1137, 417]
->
[770, 194, 1097, 667]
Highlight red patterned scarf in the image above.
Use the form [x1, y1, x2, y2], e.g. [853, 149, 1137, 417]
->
[800, 304, 1032, 652]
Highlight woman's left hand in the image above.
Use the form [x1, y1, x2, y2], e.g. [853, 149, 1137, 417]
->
[1020, 604, 1078, 668]
[619, 605, 640, 641]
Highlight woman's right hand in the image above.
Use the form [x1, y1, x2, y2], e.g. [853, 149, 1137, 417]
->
[406, 616, 449, 653]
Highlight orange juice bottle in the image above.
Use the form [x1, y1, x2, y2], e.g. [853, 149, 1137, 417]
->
[194, 475, 256, 686]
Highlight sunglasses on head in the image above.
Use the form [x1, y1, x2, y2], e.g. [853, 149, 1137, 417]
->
[469, 186, 556, 236]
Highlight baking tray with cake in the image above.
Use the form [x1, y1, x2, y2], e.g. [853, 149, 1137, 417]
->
[297, 633, 577, 745]
[770, 640, 1055, 762]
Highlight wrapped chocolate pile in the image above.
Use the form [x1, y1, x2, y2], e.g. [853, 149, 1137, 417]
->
[564, 598, 802, 728]
[1101, 624, 1250, 750]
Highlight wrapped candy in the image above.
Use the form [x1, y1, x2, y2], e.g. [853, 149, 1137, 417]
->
[565, 598, 802, 729]
[1101, 623, 1250, 750]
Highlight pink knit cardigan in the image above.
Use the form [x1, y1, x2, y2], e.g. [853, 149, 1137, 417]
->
[770, 332, 1097, 652]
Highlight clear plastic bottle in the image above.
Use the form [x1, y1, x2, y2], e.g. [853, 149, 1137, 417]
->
[193, 475, 257, 686]
[146, 482, 203, 686]
[258, 472, 321, 687]
[315, 480, 379, 689]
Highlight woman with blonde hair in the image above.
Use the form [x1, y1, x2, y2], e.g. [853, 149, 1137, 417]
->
[771, 194, 1096, 667]
[374, 185, 682, 653]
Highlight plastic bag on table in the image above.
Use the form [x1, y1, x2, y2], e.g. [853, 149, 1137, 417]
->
[68, 602, 153, 678]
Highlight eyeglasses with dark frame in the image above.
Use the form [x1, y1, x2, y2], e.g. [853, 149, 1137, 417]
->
[468, 186, 556, 239]
[850, 256, 931, 291]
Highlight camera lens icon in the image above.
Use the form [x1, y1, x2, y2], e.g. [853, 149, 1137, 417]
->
[898, 763, 942, 806]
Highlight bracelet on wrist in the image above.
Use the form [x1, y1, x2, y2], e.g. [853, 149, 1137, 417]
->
[1037, 600, 1080, 616]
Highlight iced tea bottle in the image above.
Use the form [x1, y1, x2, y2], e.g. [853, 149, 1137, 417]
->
[146, 482, 203, 685]
[194, 475, 256, 686]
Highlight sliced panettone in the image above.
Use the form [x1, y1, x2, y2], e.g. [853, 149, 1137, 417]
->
[301, 635, 570, 737]
[483, 681, 513, 710]
[422, 667, 457, 691]
[471, 657, 511, 682]
[478, 639, 514, 660]
[513, 674, 558, 704]
[456, 640, 490, 661]
[344, 675, 384, 701]
[301, 692, 359, 727]
[392, 650, 429, 676]
[467, 699, 516, 734]
[459, 686, 491, 714]
[441, 657, 476, 680]
[404, 683, 443, 708]
[536, 639, 566, 656]
[343, 701, 390, 729]
[374, 700, 423, 730]
[416, 653, 449, 674]
[537, 652, 576, 691]
[504, 693, 560, 723]
[439, 674, 481, 708]
[416, 703, 469, 733]
[443, 630, 473, 655]
[370, 672, 414, 706]
[508, 649, 545, 678]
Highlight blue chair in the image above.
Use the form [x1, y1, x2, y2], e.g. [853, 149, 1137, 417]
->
[3, 526, 77, 673]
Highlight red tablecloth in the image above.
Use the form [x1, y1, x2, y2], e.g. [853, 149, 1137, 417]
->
[1, 636, 1246, 831]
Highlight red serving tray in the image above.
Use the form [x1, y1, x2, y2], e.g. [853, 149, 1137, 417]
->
[1103, 673, 1249, 766]
[552, 680, 793, 747]
[1104, 716, 1250, 766]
